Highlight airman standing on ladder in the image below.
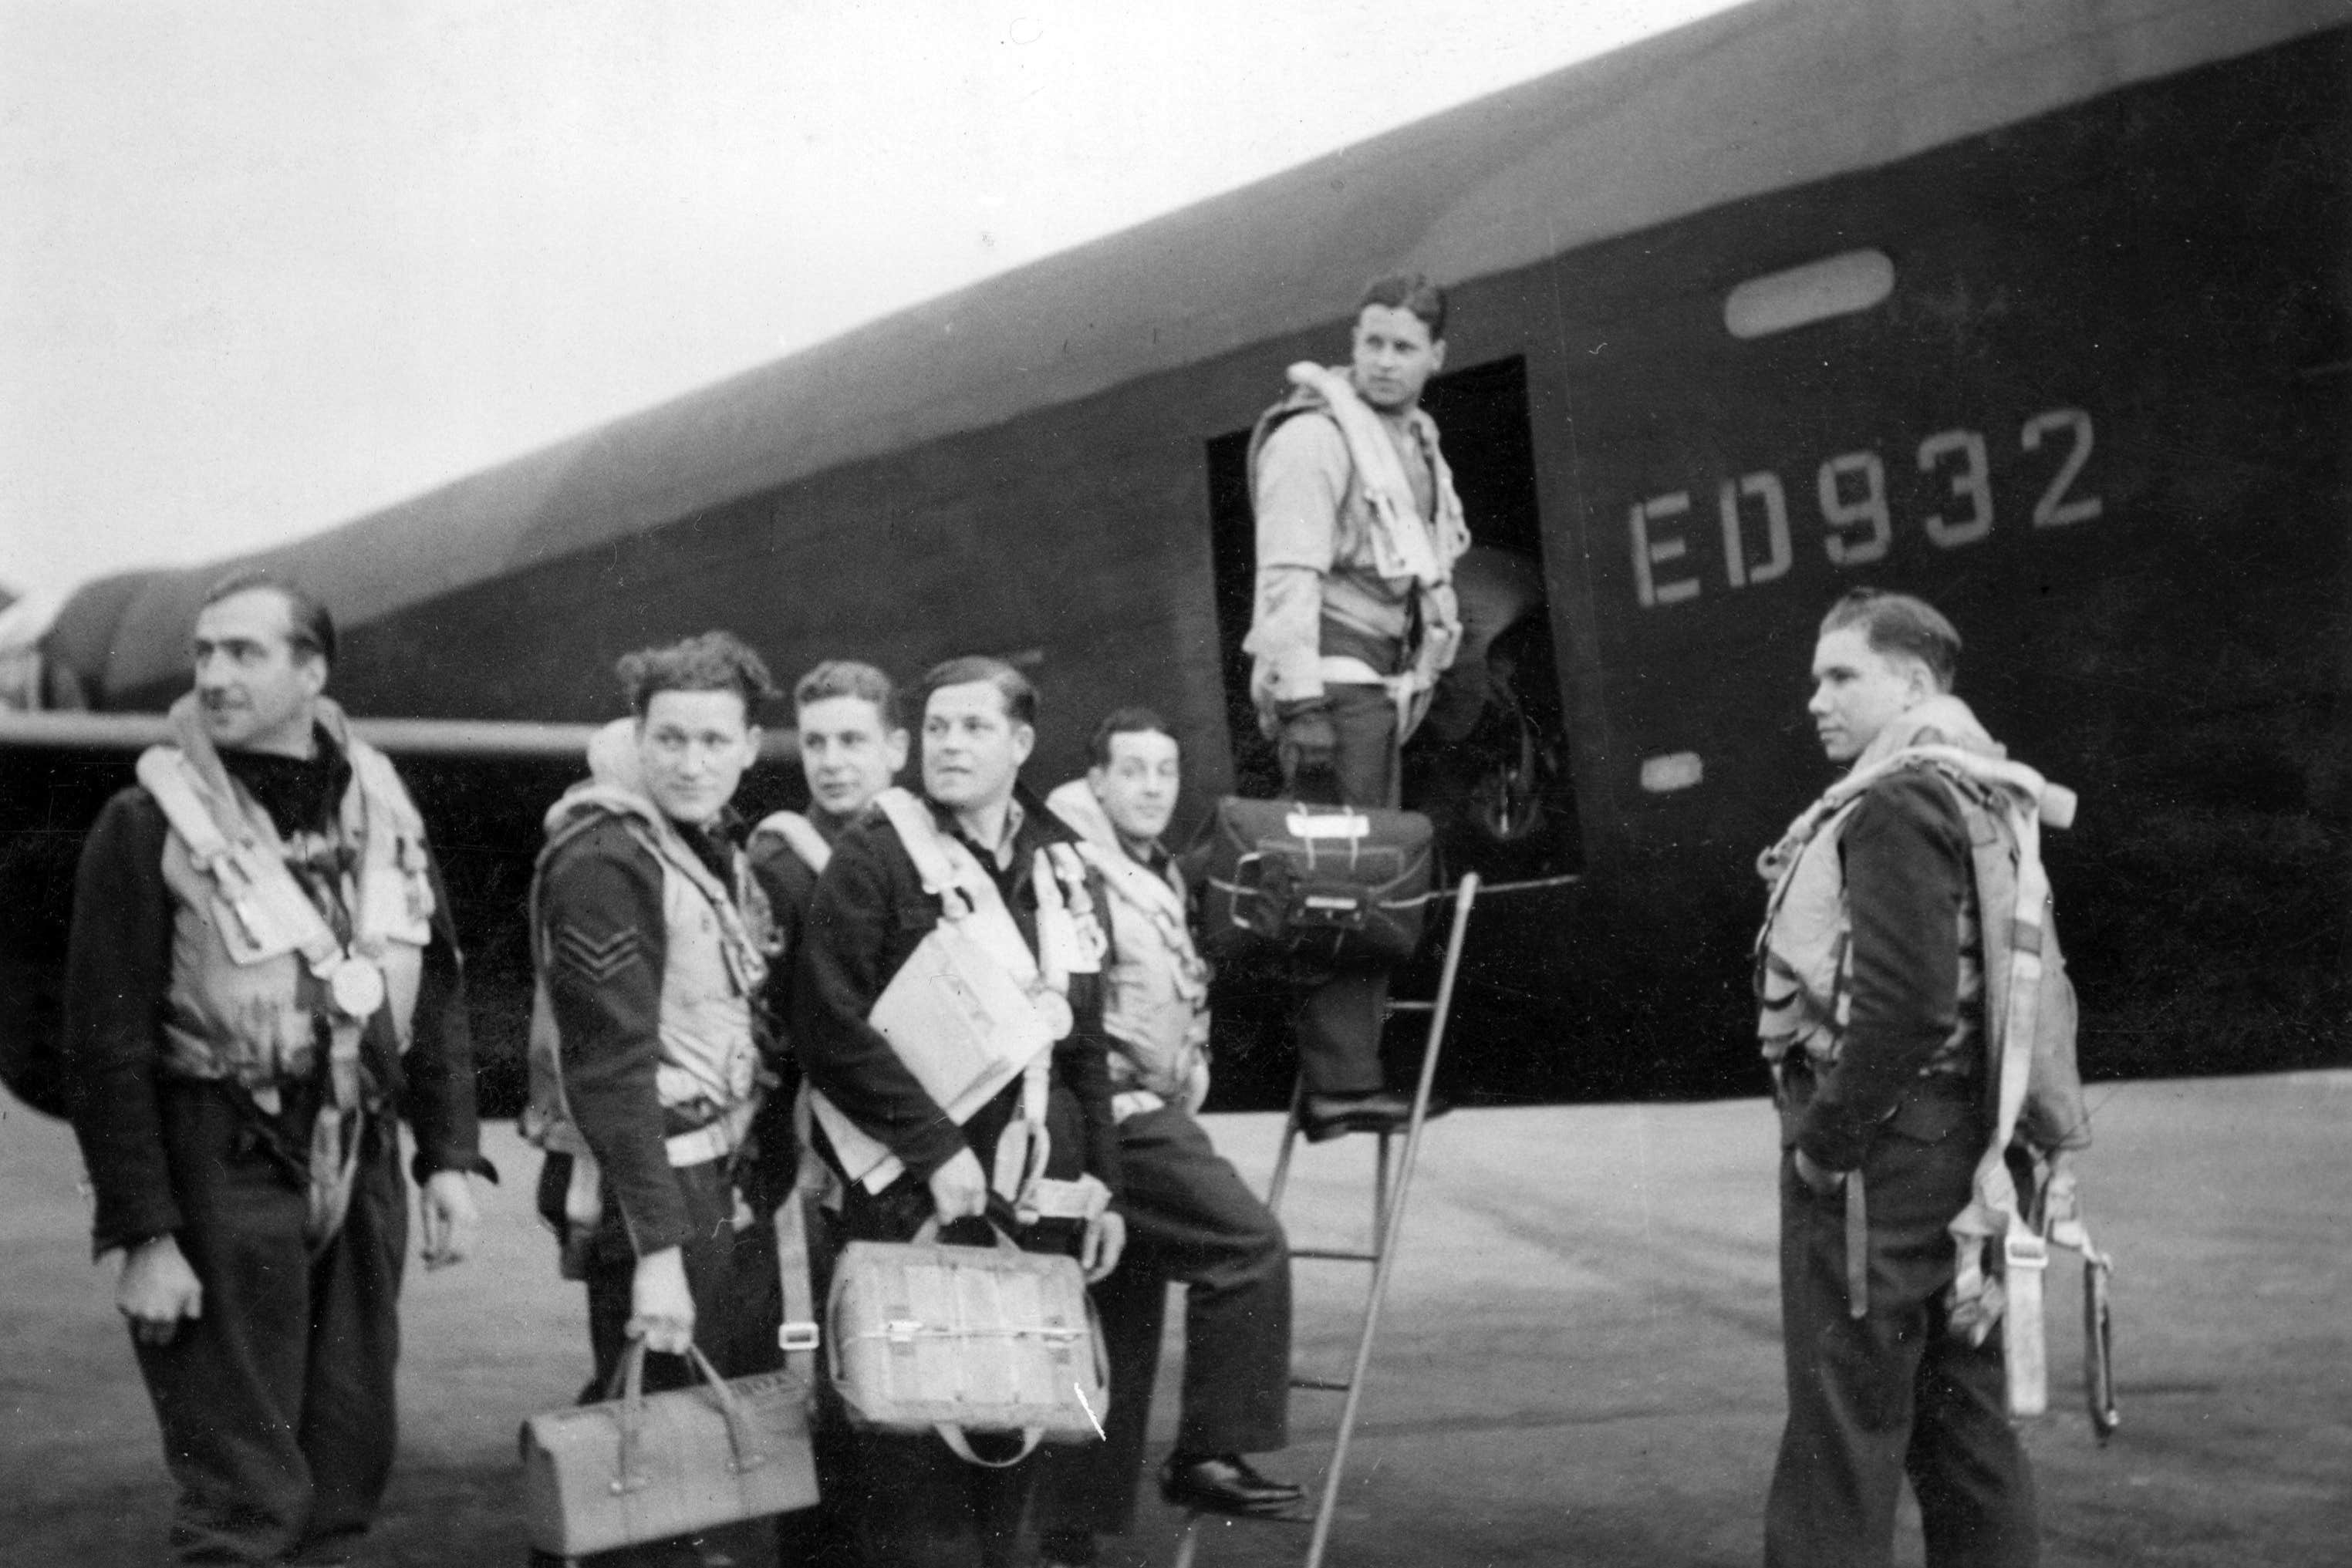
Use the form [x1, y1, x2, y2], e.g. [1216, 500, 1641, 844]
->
[1243, 271, 1470, 1140]
[1034, 708, 1303, 1567]
[1757, 588, 2094, 1567]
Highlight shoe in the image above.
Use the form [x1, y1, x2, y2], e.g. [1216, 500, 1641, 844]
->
[1299, 1090, 1452, 1143]
[1159, 1452, 1310, 1519]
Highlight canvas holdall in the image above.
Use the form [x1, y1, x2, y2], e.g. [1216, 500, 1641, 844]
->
[828, 1218, 1108, 1466]
[1196, 797, 1436, 966]
[518, 1340, 818, 1560]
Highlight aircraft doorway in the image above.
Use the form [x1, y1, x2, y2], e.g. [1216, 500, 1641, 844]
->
[1202, 354, 1583, 883]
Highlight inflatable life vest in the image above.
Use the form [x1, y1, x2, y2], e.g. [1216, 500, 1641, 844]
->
[1043, 777, 1210, 1114]
[521, 721, 772, 1266]
[137, 693, 436, 1244]
[1756, 699, 2112, 1428]
[1243, 363, 1470, 743]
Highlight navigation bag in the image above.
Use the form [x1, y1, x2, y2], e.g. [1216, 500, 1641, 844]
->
[828, 1219, 1107, 1466]
[1196, 797, 1434, 966]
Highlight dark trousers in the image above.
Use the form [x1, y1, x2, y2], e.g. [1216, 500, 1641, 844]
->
[568, 1153, 786, 1568]
[1034, 1107, 1291, 1539]
[580, 1154, 785, 1397]
[831, 1181, 1082, 1568]
[1767, 1117, 2040, 1568]
[1282, 683, 1401, 1095]
[134, 1085, 405, 1566]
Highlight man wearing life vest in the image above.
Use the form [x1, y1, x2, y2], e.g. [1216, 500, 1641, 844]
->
[1034, 709, 1301, 1566]
[525, 632, 788, 1424]
[61, 572, 487, 1566]
[1243, 271, 1469, 1139]
[743, 658, 908, 1568]
[744, 659, 911, 1176]
[794, 656, 1127, 1568]
[1757, 591, 2050, 1567]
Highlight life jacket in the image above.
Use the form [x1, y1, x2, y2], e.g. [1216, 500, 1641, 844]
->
[521, 720, 773, 1180]
[1755, 696, 2105, 1422]
[807, 787, 1111, 1225]
[137, 693, 436, 1245]
[1243, 362, 1470, 742]
[1043, 777, 1210, 1114]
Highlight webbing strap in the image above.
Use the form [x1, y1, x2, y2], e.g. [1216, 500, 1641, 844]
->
[752, 810, 833, 875]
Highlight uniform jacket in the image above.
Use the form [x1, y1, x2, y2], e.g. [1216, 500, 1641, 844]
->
[792, 785, 1123, 1203]
[1762, 698, 2000, 1172]
[535, 774, 774, 1257]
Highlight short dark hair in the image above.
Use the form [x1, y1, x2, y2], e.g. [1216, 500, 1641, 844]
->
[918, 656, 1035, 729]
[201, 569, 336, 666]
[1088, 706, 1176, 768]
[1820, 588, 1962, 691]
[794, 659, 903, 731]
[616, 631, 778, 720]
[1358, 271, 1448, 340]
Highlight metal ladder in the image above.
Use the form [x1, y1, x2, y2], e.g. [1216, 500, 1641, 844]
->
[1171, 872, 1480, 1568]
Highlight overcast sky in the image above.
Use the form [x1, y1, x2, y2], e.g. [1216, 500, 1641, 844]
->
[1, 0, 1742, 606]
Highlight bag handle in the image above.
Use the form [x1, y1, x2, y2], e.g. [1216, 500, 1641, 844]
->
[935, 1424, 1047, 1468]
[609, 1337, 770, 1493]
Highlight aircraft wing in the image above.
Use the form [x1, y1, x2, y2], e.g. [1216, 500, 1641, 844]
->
[0, 710, 801, 761]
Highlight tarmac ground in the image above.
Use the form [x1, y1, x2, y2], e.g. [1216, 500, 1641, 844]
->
[4, 1073, 2348, 1566]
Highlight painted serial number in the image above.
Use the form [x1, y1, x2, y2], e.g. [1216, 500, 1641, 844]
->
[1629, 407, 2101, 609]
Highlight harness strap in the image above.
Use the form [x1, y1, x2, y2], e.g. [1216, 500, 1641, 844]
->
[815, 792, 1082, 1207]
[753, 809, 834, 876]
[1318, 655, 1439, 745]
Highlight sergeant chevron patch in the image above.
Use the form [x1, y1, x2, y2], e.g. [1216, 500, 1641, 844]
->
[552, 924, 645, 985]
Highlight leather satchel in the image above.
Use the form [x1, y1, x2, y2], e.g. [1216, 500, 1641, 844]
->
[1197, 797, 1436, 966]
[518, 1341, 818, 1560]
[828, 1219, 1108, 1466]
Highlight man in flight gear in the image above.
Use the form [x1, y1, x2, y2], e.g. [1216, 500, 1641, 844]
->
[524, 632, 789, 1564]
[62, 570, 487, 1566]
[744, 659, 911, 1175]
[743, 658, 909, 1568]
[1034, 709, 1301, 1566]
[1757, 590, 2043, 1566]
[794, 656, 1127, 1568]
[1243, 271, 1470, 1140]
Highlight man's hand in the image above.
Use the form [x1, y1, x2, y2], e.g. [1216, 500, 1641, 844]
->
[1277, 702, 1338, 787]
[1081, 1208, 1126, 1284]
[1793, 1148, 1846, 1197]
[926, 1148, 989, 1227]
[629, 1246, 695, 1354]
[417, 1170, 480, 1270]
[117, 1235, 203, 1347]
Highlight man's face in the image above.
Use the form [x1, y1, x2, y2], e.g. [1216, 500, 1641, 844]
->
[1089, 730, 1180, 847]
[922, 681, 1033, 814]
[1808, 626, 1929, 764]
[1349, 303, 1446, 414]
[636, 688, 761, 825]
[798, 694, 907, 818]
[191, 589, 325, 756]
